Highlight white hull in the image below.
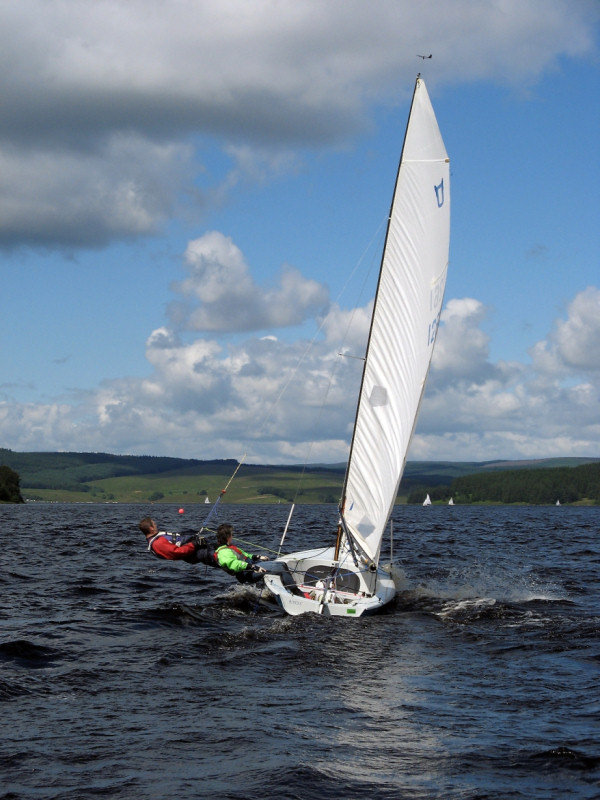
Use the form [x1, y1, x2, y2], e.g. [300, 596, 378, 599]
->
[263, 547, 396, 617]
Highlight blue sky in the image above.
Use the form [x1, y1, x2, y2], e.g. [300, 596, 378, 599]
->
[0, 0, 599, 464]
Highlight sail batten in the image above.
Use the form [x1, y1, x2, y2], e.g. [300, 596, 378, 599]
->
[342, 77, 450, 564]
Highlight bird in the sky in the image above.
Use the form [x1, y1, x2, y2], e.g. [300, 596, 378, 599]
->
[417, 54, 432, 59]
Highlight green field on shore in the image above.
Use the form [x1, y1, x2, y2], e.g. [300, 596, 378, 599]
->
[2, 449, 598, 505]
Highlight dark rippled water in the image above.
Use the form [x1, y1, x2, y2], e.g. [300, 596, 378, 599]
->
[1, 502, 599, 800]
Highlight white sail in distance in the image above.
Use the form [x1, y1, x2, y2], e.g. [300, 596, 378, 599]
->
[342, 77, 450, 563]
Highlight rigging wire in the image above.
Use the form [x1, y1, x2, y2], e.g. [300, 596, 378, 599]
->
[200, 218, 387, 555]
[204, 217, 387, 541]
[280, 218, 388, 508]
[271, 218, 386, 429]
[199, 455, 247, 532]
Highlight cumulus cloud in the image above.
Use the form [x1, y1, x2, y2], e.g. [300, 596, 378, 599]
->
[431, 298, 496, 382]
[413, 287, 600, 460]
[1, 228, 599, 462]
[0, 230, 364, 460]
[0, 0, 597, 248]
[0, 331, 358, 463]
[0, 136, 190, 247]
[530, 287, 600, 375]
[168, 231, 330, 333]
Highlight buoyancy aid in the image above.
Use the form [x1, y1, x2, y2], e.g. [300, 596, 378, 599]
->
[147, 531, 197, 561]
[215, 544, 253, 574]
[147, 532, 169, 558]
[227, 544, 252, 562]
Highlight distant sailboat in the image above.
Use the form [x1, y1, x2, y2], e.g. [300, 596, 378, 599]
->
[555, 499, 561, 506]
[423, 494, 432, 506]
[205, 496, 210, 504]
[263, 76, 450, 617]
[448, 497, 454, 505]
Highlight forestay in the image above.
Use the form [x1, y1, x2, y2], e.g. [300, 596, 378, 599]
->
[342, 77, 450, 563]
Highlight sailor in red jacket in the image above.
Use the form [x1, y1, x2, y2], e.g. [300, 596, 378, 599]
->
[139, 517, 215, 565]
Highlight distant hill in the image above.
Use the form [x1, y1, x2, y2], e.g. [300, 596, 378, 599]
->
[0, 449, 342, 504]
[0, 449, 598, 504]
[408, 461, 600, 505]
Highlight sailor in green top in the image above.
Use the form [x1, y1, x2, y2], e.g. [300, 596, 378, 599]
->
[215, 523, 269, 584]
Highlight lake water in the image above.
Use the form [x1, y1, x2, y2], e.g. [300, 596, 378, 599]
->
[1, 502, 599, 799]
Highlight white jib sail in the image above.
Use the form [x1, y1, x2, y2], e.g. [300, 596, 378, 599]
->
[342, 77, 450, 564]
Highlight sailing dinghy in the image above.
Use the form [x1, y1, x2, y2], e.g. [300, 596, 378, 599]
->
[264, 76, 450, 617]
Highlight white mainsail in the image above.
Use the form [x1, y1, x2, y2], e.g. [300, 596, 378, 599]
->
[264, 76, 450, 617]
[342, 77, 450, 563]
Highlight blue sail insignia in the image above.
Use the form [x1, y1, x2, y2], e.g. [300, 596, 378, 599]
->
[435, 178, 445, 207]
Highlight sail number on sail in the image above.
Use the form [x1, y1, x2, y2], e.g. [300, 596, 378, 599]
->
[427, 311, 441, 347]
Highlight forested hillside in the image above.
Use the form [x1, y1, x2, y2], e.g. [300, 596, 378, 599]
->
[1, 449, 598, 504]
[408, 462, 600, 505]
[0, 449, 341, 504]
[0, 449, 229, 491]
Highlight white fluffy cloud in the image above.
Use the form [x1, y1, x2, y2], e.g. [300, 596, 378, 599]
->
[431, 298, 496, 381]
[530, 286, 600, 375]
[413, 287, 600, 460]
[0, 2, 598, 462]
[168, 231, 330, 333]
[0, 0, 596, 247]
[1, 233, 599, 462]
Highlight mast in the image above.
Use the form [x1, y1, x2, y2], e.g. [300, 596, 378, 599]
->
[338, 75, 422, 540]
[339, 75, 450, 564]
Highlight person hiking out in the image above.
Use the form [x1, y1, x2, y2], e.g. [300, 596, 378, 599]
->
[139, 517, 215, 566]
[215, 523, 268, 584]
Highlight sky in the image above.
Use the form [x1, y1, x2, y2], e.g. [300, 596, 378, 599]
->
[0, 0, 599, 466]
